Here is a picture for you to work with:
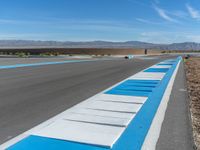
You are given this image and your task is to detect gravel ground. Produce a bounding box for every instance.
[185,57,200,149]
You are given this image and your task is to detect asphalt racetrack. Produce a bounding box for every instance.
[0,56,174,144]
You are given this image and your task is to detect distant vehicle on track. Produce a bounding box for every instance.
[125,55,134,59]
[185,54,190,59]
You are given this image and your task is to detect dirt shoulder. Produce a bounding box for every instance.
[185,57,200,149]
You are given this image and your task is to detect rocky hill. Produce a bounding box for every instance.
[0,40,200,50]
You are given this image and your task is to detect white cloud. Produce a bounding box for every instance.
[136,18,155,24]
[170,10,188,18]
[141,31,162,36]
[0,18,135,32]
[186,4,200,20]
[185,35,200,42]
[138,30,200,43]
[136,18,165,25]
[153,5,178,22]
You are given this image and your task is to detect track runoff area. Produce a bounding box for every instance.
[1,57,182,150]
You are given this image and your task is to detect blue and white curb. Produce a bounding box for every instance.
[0,57,182,150]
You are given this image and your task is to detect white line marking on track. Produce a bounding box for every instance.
[129,72,166,80]
[141,60,181,150]
[30,120,125,148]
[89,94,148,104]
[151,65,172,68]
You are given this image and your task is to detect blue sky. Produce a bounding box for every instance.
[1,0,200,43]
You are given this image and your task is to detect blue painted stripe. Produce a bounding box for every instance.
[144,68,169,73]
[105,80,159,97]
[119,82,159,87]
[162,60,176,63]
[0,59,99,69]
[119,84,156,88]
[123,80,160,84]
[115,85,155,91]
[7,135,108,150]
[106,89,151,97]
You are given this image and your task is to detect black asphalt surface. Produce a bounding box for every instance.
[0,56,175,145]
[156,61,194,150]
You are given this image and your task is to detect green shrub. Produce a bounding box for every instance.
[16,52,26,58]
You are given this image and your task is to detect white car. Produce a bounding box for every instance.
[125,55,134,59]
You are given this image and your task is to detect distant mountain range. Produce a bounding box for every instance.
[0,40,200,50]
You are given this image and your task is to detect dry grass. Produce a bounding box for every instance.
[185,57,200,149]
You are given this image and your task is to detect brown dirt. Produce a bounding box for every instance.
[0,48,162,55]
[185,57,200,149]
